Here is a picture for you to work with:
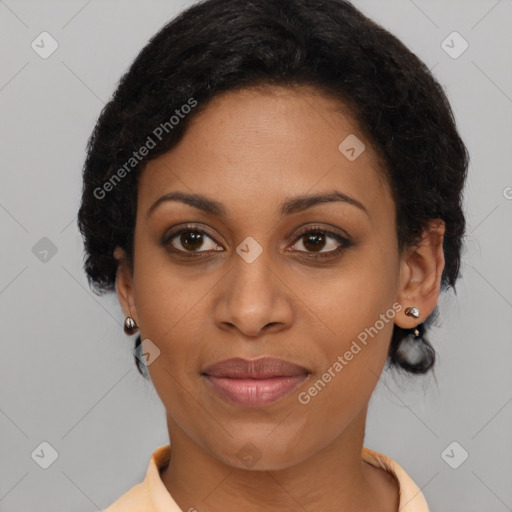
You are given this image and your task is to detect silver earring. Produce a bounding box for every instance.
[405,306,421,337]
[123,306,138,335]
[405,306,420,319]
[393,305,435,373]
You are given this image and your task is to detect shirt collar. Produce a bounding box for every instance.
[143,444,429,512]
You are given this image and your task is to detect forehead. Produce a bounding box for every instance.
[138,85,392,224]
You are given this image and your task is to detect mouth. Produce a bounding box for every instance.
[201,356,310,407]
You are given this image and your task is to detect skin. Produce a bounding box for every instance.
[114,84,445,512]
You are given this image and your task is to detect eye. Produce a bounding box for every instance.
[162,225,223,256]
[161,224,352,260]
[289,226,352,260]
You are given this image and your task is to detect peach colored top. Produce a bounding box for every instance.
[103,444,429,511]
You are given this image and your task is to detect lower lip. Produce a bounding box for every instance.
[203,374,308,407]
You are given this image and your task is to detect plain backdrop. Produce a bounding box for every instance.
[1,1,511,511]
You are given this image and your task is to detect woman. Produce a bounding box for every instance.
[77,0,469,510]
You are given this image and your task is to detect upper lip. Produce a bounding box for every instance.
[202,357,309,379]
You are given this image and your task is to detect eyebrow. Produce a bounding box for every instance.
[146,190,369,219]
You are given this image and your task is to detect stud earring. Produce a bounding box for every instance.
[405,306,420,319]
[405,306,421,337]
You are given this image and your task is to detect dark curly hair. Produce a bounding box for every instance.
[77,0,469,378]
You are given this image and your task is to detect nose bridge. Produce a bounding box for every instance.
[215,243,291,336]
[229,244,276,310]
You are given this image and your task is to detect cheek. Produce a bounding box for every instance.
[131,241,200,386]
[303,243,399,400]
[132,233,199,336]
[312,244,398,342]
[133,271,205,380]
[133,264,204,421]
[295,296,397,446]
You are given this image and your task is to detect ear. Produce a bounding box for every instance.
[395,219,445,329]
[113,246,138,323]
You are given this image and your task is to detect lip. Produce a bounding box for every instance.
[202,357,310,407]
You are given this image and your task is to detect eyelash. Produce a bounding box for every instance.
[161,224,352,261]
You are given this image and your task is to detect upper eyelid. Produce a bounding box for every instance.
[292,225,349,240]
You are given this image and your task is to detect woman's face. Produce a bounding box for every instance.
[116,85,430,469]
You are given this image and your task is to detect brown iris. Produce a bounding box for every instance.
[180,231,204,251]
[302,232,326,252]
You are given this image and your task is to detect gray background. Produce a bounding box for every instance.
[1,0,511,511]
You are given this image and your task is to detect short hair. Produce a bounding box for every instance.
[77,0,469,378]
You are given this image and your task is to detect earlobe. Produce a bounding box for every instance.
[395,219,445,328]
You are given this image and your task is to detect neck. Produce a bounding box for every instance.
[160,406,399,512]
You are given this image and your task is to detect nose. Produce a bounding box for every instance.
[213,254,294,338]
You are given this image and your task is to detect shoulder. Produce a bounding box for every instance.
[361,446,430,512]
[102,445,174,512]
[102,481,152,512]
